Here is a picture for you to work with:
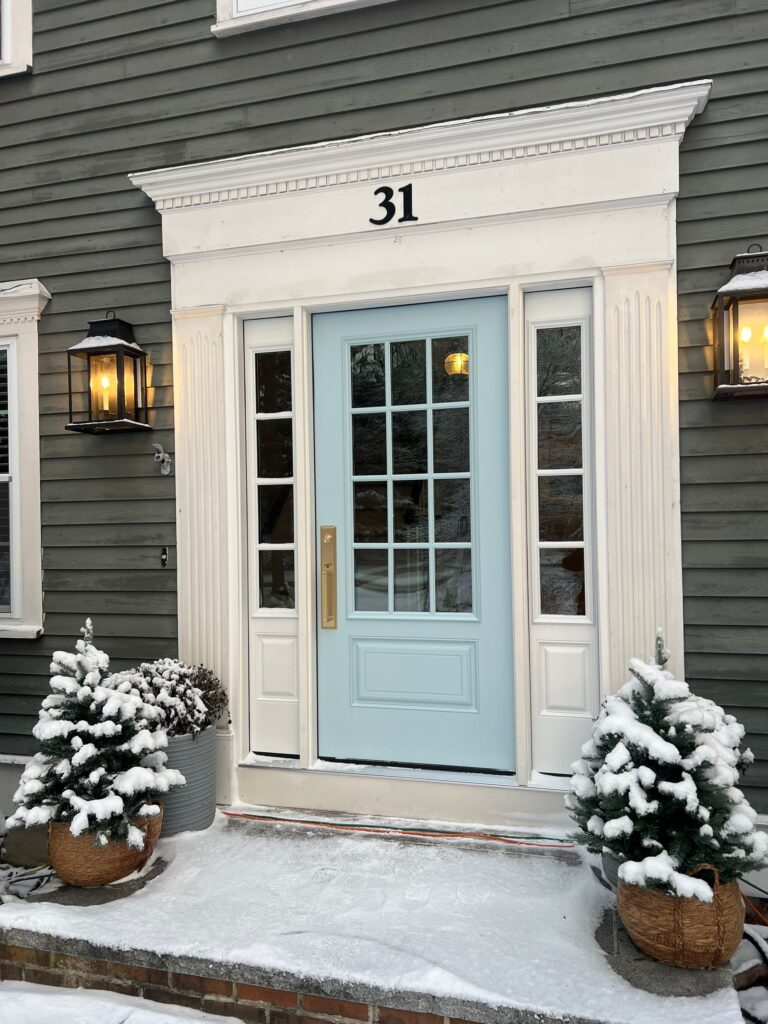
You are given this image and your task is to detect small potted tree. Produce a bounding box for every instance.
[568,633,768,969]
[129,659,228,835]
[8,622,185,887]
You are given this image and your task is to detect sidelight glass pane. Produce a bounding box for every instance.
[393,480,429,542]
[392,411,428,474]
[537,402,582,470]
[394,549,429,612]
[435,548,472,613]
[257,419,293,478]
[434,478,471,542]
[0,348,7,474]
[353,413,387,476]
[355,549,388,611]
[351,344,385,408]
[433,408,469,473]
[255,351,292,413]
[354,482,388,542]
[259,550,295,609]
[391,339,426,406]
[540,548,585,616]
[538,476,583,542]
[0,481,9,613]
[537,326,581,397]
[432,336,470,403]
[258,485,294,543]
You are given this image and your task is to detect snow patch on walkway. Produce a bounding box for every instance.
[0,815,741,1024]
[0,981,245,1023]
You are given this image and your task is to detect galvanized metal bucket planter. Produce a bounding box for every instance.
[161,724,217,836]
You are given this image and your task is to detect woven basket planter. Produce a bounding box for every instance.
[49,809,163,888]
[617,866,744,969]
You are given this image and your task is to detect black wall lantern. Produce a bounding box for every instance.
[66,313,151,432]
[712,245,768,400]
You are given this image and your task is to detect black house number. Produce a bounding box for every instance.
[369,184,419,226]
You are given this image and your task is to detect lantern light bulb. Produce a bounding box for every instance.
[762,324,768,343]
[100,374,110,390]
[444,352,470,376]
[739,325,753,344]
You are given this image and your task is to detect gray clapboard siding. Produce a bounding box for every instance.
[1,0,766,805]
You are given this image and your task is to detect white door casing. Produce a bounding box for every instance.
[132,81,708,827]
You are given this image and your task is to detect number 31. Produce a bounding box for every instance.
[369,184,419,226]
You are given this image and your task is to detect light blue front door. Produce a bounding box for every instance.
[314,297,514,771]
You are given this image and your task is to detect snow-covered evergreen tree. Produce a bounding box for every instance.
[568,632,768,901]
[8,621,184,849]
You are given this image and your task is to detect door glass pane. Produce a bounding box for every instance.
[540,548,585,616]
[355,549,388,611]
[0,481,9,613]
[351,344,385,408]
[259,550,295,609]
[435,548,472,613]
[392,411,427,474]
[434,478,471,542]
[353,413,387,476]
[537,402,582,469]
[394,549,429,612]
[391,340,426,406]
[393,480,429,542]
[258,485,294,543]
[538,476,583,542]
[432,336,470,403]
[537,326,581,397]
[256,351,292,413]
[433,408,469,473]
[257,419,293,478]
[354,482,388,542]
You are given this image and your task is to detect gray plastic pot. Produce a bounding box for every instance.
[161,724,217,836]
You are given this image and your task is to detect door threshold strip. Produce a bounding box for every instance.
[221,809,574,849]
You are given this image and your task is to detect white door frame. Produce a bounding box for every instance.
[131,80,709,827]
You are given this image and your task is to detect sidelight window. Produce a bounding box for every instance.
[253,350,296,609]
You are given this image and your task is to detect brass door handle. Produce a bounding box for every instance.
[320,526,337,629]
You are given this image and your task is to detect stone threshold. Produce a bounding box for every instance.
[0,927,595,1024]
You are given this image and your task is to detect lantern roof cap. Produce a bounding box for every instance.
[67,334,144,354]
[717,270,768,297]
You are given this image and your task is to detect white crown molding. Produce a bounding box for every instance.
[131,80,711,214]
[0,280,52,327]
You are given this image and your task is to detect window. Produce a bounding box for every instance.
[253,348,296,609]
[212,0,397,36]
[0,280,48,638]
[0,0,33,79]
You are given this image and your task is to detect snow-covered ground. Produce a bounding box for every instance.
[0,814,742,1024]
[0,981,244,1023]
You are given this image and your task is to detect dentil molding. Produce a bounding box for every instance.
[0,280,51,327]
[131,80,711,213]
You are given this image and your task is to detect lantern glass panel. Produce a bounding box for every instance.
[124,355,136,420]
[732,297,768,385]
[89,353,118,422]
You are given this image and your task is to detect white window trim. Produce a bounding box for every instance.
[0,0,33,79]
[212,0,398,36]
[132,80,709,826]
[0,280,49,639]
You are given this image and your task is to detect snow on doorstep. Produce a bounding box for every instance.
[0,816,741,1024]
[0,981,245,1024]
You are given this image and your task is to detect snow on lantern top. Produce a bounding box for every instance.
[66,314,151,433]
[712,247,768,400]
